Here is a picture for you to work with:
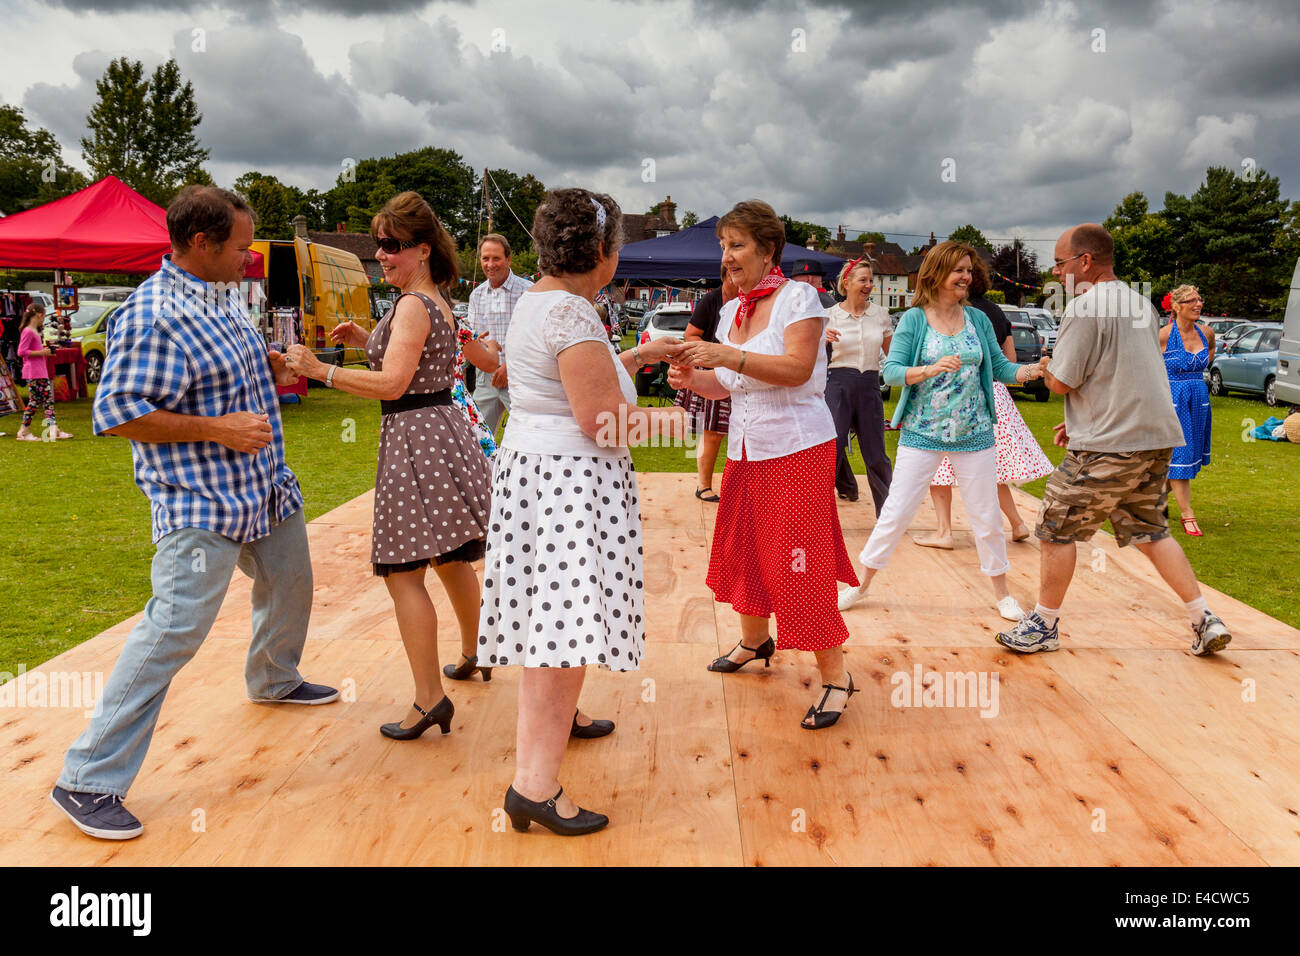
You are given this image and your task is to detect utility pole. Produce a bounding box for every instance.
[483,168,493,232]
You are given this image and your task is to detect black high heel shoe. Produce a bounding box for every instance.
[570,709,614,739]
[503,786,609,836]
[380,696,454,740]
[707,636,775,673]
[802,673,858,730]
[443,654,492,682]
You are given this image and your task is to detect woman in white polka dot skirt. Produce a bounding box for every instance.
[477,188,684,835]
[669,200,862,732]
[286,191,490,742]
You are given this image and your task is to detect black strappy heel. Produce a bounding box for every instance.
[380,697,454,740]
[443,653,492,682]
[801,673,858,730]
[707,637,775,673]
[503,786,609,835]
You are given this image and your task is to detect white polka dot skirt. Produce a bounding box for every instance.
[477,450,645,671]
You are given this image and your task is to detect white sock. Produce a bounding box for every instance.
[1184,596,1209,626]
[1033,604,1060,628]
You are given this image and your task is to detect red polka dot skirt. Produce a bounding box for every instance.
[706,439,858,651]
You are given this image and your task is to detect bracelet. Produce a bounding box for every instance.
[325,365,338,388]
[633,346,642,365]
[738,350,747,373]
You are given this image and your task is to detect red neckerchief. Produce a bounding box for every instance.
[734,267,786,328]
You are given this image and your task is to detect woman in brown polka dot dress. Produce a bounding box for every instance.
[285,191,490,740]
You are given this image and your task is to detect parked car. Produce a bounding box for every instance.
[1207,325,1283,405]
[1006,321,1050,401]
[1205,317,1249,337]
[451,301,469,321]
[634,304,693,394]
[1275,256,1300,408]
[1004,306,1056,354]
[76,285,136,302]
[1218,320,1279,352]
[67,302,121,384]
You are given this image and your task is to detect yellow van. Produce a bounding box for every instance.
[247,237,375,367]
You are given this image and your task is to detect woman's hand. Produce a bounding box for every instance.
[1017,360,1046,383]
[673,340,740,370]
[284,343,327,380]
[825,328,842,344]
[926,355,961,378]
[328,320,368,349]
[666,364,694,390]
[639,335,683,364]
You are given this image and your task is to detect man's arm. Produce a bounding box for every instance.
[104,409,274,453]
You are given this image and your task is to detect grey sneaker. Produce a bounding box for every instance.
[250,681,339,705]
[995,612,1060,653]
[50,786,143,840]
[1191,612,1231,656]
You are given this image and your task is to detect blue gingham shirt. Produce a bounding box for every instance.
[94,257,303,543]
[468,271,532,360]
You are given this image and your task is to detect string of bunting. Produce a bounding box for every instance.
[992,270,1043,290]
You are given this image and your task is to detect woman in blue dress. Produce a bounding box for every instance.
[1159,285,1215,536]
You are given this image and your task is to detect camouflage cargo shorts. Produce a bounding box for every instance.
[1035,448,1173,547]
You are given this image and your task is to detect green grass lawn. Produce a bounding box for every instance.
[1,378,1295,677]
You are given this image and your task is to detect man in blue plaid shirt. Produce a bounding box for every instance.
[51,187,337,841]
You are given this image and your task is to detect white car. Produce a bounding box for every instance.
[635,303,694,394]
[1019,307,1058,353]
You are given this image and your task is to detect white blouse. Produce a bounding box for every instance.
[501,290,637,459]
[826,301,892,371]
[715,281,836,461]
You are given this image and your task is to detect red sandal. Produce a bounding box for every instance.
[1180,516,1203,537]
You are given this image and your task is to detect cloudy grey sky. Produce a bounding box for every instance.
[8,0,1300,258]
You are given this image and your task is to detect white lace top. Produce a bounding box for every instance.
[501,289,637,458]
[715,280,837,461]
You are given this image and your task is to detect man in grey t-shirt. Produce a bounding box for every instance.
[996,223,1231,657]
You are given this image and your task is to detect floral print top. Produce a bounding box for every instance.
[899,315,995,452]
[454,322,498,460]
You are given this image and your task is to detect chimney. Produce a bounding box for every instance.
[929,231,936,248]
[336,222,345,233]
[866,241,876,258]
[805,236,817,250]
[836,225,845,242]
[659,195,677,226]
[292,215,308,238]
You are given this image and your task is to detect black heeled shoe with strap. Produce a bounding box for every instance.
[443,653,492,682]
[707,636,775,673]
[380,696,454,740]
[503,786,609,836]
[802,673,858,730]
[570,709,614,739]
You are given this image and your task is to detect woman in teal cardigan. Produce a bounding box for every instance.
[838,241,1044,619]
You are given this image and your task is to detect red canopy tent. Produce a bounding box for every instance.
[0,175,169,272]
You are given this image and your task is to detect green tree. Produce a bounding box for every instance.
[780,215,830,249]
[948,224,992,250]
[1163,166,1289,317]
[855,231,885,244]
[990,240,1039,305]
[81,57,210,204]
[0,104,85,213]
[477,168,547,253]
[322,147,477,243]
[234,171,297,240]
[681,209,699,228]
[1104,191,1175,289]
[1269,200,1300,314]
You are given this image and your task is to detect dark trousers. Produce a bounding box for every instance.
[826,367,892,515]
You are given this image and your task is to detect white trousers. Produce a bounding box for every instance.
[858,444,1010,577]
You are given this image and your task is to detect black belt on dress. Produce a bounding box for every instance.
[381,389,453,415]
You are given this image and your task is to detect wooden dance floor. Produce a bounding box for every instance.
[3,473,1299,866]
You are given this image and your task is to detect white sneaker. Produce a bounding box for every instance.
[996,595,1024,621]
[838,585,866,611]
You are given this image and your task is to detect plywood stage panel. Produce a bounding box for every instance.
[1,475,1296,866]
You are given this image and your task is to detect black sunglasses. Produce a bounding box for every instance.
[375,236,421,254]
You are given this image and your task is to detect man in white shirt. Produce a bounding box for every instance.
[467,233,532,434]
[996,223,1231,657]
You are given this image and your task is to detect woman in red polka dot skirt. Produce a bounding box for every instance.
[670,200,860,730]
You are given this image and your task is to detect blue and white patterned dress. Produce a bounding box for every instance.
[1164,324,1211,479]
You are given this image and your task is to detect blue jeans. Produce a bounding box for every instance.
[57,510,314,797]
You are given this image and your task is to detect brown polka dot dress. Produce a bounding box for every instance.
[367,292,491,573]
